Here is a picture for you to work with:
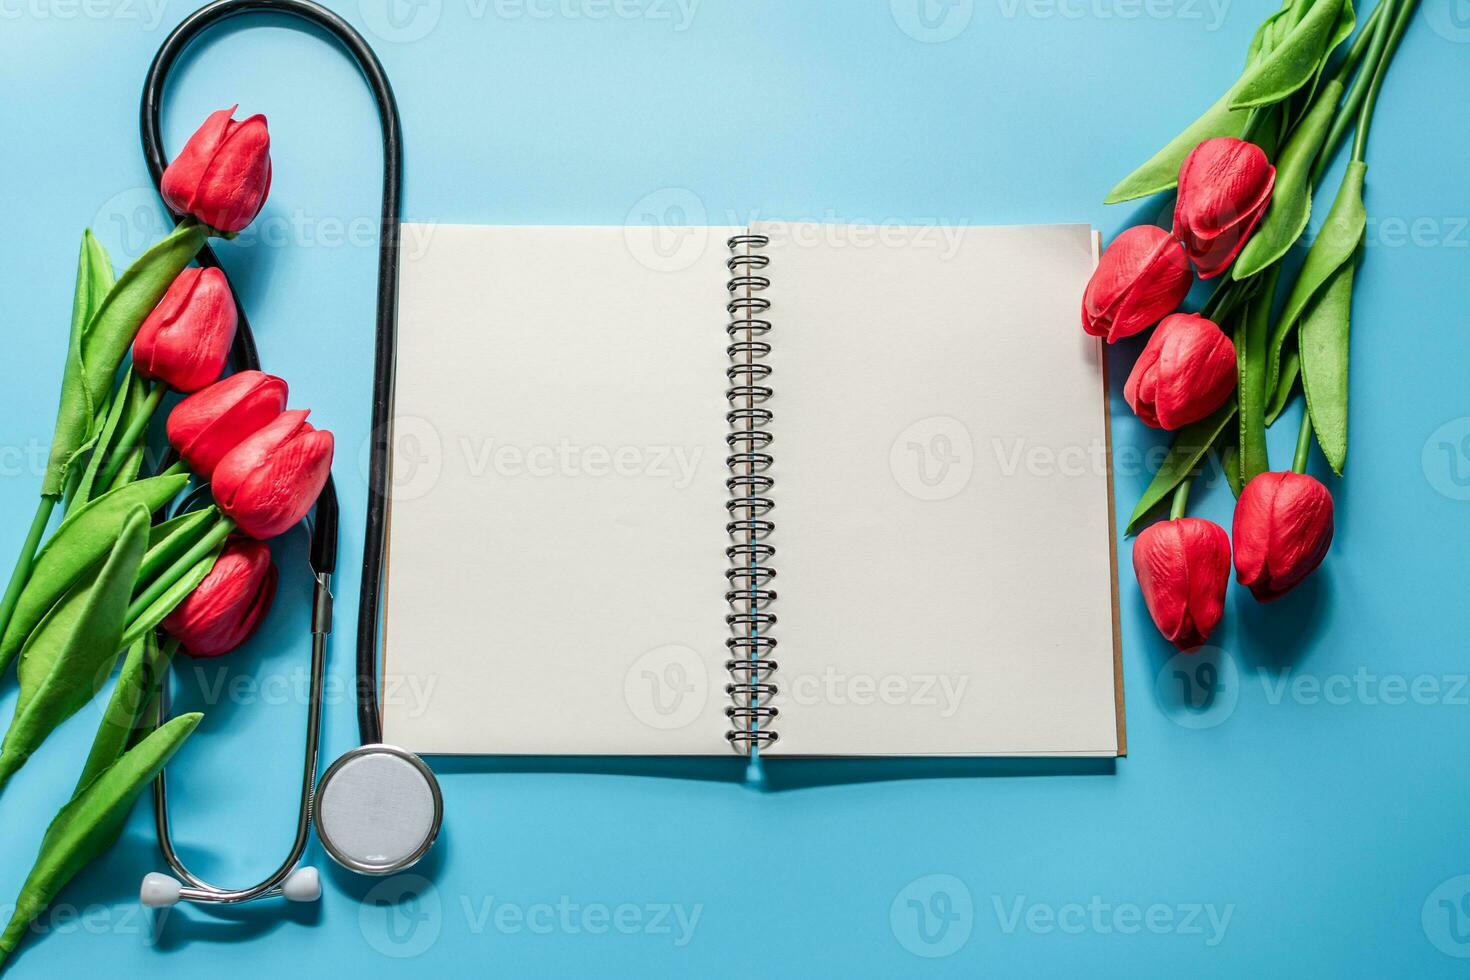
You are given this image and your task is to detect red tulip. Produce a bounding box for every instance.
[160,106,272,233]
[1173,137,1276,279]
[1133,517,1232,651]
[167,371,288,480]
[1233,472,1334,602]
[162,537,278,658]
[212,410,333,539]
[1124,313,1236,430]
[132,267,237,392]
[1082,225,1193,342]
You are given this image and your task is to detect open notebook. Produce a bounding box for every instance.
[380,221,1124,757]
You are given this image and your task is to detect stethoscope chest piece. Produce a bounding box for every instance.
[314,744,443,875]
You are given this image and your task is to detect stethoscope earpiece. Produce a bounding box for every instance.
[140,866,321,908]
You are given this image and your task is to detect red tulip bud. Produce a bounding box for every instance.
[167,371,289,480]
[162,536,278,658]
[212,410,333,539]
[132,267,237,392]
[1124,313,1236,430]
[1173,137,1276,279]
[160,106,272,233]
[1133,517,1231,651]
[1082,226,1193,342]
[1233,472,1334,602]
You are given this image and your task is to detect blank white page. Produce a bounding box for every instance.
[382,225,738,755]
[758,222,1122,757]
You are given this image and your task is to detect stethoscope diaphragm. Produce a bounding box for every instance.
[313,744,443,875]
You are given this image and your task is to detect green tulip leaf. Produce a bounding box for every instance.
[71,368,145,512]
[0,509,149,790]
[76,636,149,792]
[76,632,179,793]
[1104,88,1251,204]
[40,232,115,498]
[1265,161,1366,400]
[101,372,155,494]
[42,221,207,496]
[1220,443,1245,498]
[1244,0,1288,65]
[1233,79,1344,280]
[107,447,147,493]
[1230,0,1352,110]
[1298,0,1358,112]
[0,711,201,965]
[1266,345,1301,426]
[1125,399,1238,535]
[1277,160,1367,329]
[1237,269,1279,484]
[0,473,188,672]
[1299,256,1357,474]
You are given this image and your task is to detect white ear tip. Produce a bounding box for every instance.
[141,872,183,908]
[283,866,321,902]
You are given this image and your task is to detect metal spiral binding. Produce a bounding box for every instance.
[725,233,778,753]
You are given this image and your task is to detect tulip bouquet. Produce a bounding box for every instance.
[0,108,333,965]
[1085,0,1417,650]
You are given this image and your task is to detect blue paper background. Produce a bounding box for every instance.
[2,0,1468,975]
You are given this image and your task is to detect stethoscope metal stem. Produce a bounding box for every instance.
[149,573,333,905]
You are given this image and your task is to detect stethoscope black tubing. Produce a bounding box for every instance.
[140,0,396,745]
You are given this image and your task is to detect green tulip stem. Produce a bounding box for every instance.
[1313,0,1396,185]
[125,515,233,625]
[1201,280,1234,321]
[1292,405,1315,474]
[59,462,86,515]
[0,496,58,652]
[1169,477,1192,521]
[161,460,188,479]
[1351,0,1418,163]
[1333,0,1385,87]
[95,383,166,491]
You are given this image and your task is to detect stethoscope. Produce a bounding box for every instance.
[134,0,444,909]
